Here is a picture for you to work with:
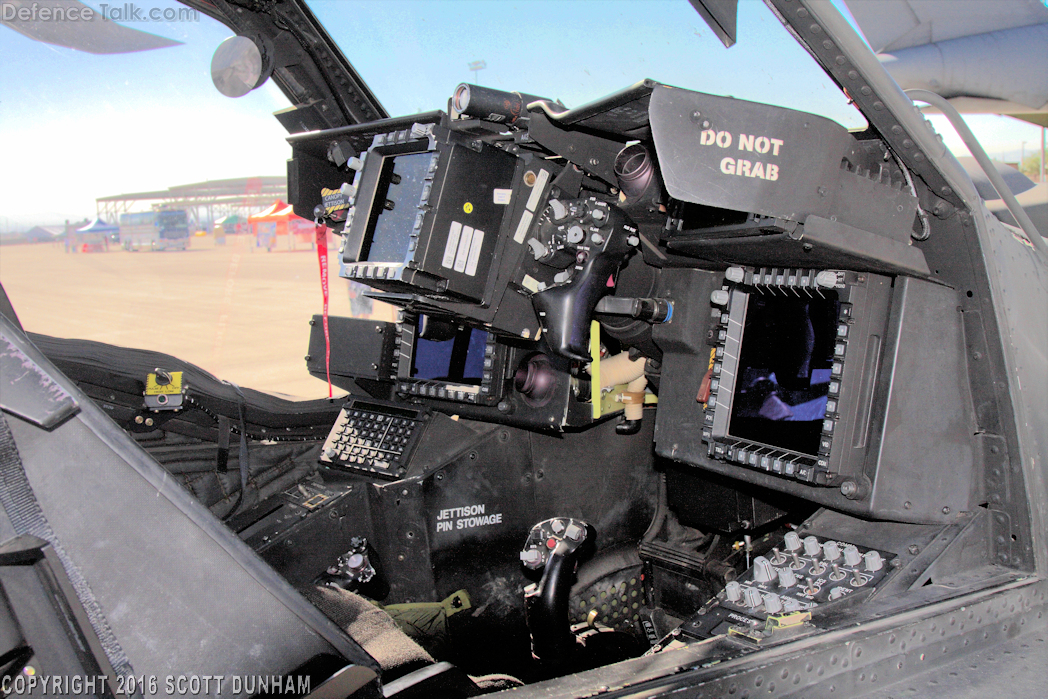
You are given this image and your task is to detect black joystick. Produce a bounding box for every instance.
[530,199,638,361]
[520,517,592,663]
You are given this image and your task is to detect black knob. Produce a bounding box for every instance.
[514,354,555,406]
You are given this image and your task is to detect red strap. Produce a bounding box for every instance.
[315,223,332,398]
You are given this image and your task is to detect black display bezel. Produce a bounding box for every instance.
[340,126,519,303]
[393,313,505,406]
[702,267,891,487]
[342,139,438,284]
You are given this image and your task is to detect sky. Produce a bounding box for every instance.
[0,0,1043,232]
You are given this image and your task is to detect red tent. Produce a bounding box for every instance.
[248,201,315,250]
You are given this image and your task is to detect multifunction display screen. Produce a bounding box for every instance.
[411,317,488,385]
[365,151,431,263]
[728,293,839,456]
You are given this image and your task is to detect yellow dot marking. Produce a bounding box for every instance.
[463,202,473,214]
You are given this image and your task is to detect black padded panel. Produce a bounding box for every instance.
[1,318,378,695]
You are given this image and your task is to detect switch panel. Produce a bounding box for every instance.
[674,533,896,642]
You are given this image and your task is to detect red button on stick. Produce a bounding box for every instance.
[547,538,557,549]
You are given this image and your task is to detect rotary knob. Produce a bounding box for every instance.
[815,270,839,288]
[777,567,797,589]
[822,541,841,561]
[752,556,775,583]
[864,550,884,572]
[548,199,568,221]
[742,586,763,609]
[843,545,863,567]
[725,581,743,603]
[763,592,783,614]
[783,531,802,552]
[803,536,822,557]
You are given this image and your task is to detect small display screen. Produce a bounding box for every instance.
[366,151,432,263]
[728,292,840,456]
[411,317,488,385]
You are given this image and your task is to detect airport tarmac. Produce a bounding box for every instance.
[0,235,396,399]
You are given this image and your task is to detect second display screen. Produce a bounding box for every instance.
[411,316,488,385]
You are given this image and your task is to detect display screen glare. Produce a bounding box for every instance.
[366,151,431,263]
[411,318,487,385]
[728,293,839,456]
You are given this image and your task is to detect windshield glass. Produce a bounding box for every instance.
[1,0,397,399]
[1,0,1042,399]
[308,0,867,129]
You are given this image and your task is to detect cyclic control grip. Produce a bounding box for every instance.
[530,198,639,361]
[520,517,592,662]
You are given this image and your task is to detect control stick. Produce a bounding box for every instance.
[530,198,639,361]
[519,517,592,663]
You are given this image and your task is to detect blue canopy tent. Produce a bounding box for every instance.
[74,217,118,252]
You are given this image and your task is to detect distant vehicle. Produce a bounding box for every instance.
[118,210,191,251]
[117,212,156,250]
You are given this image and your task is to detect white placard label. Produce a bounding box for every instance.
[442,221,462,269]
[493,188,512,205]
[525,169,550,212]
[454,225,474,273]
[513,210,534,244]
[465,229,485,276]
